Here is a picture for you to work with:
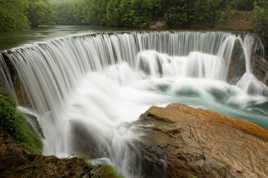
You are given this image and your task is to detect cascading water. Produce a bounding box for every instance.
[0,31,268,178]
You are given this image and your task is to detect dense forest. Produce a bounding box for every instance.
[0,0,267,44]
[51,0,256,27]
[53,0,267,47]
[53,0,268,43]
[0,0,55,32]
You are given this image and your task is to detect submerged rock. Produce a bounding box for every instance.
[137,103,268,178]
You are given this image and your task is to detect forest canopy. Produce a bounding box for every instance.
[0,0,267,44]
[50,0,267,41]
[0,0,55,32]
[51,0,259,28]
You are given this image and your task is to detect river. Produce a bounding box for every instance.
[0,25,125,50]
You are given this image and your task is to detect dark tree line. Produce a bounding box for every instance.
[51,0,267,48]
[0,0,267,46]
[51,0,260,29]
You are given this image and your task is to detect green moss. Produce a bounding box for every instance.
[101,165,125,178]
[0,88,42,154]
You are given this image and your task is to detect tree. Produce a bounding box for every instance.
[27,0,55,27]
[254,0,268,50]
[0,0,30,32]
[106,0,121,26]
[53,0,86,25]
[82,0,108,25]
[231,0,254,11]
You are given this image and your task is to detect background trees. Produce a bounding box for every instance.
[254,0,268,52]
[50,0,267,55]
[51,0,249,29]
[0,0,30,32]
[0,0,55,32]
[53,0,85,25]
[0,0,267,43]
[27,0,55,27]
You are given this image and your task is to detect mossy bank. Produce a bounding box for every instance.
[0,89,124,178]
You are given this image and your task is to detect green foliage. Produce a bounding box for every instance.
[106,0,123,26]
[254,0,268,39]
[165,0,190,28]
[27,0,56,27]
[0,0,56,32]
[0,88,42,154]
[77,153,124,178]
[101,165,125,178]
[0,0,265,35]
[230,0,254,11]
[82,0,109,25]
[254,0,268,57]
[52,0,86,25]
[51,0,235,29]
[0,0,30,32]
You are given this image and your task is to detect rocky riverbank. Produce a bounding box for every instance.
[137,104,268,178]
[1,92,268,178]
[0,129,126,178]
[0,90,124,178]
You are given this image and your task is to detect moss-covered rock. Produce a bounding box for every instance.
[0,88,125,178]
[0,88,42,154]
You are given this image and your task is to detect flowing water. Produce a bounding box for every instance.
[0,31,268,178]
[0,25,127,50]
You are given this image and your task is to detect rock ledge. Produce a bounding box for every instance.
[138,103,268,178]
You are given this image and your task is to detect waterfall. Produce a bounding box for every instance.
[0,31,268,178]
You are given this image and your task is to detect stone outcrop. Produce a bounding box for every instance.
[0,130,92,178]
[149,21,167,30]
[0,130,124,178]
[253,58,268,86]
[137,103,268,178]
[215,11,255,31]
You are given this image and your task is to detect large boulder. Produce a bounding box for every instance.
[136,103,268,178]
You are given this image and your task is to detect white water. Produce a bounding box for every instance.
[0,32,268,178]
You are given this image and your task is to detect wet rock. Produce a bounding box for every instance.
[136,140,168,178]
[69,120,106,158]
[0,131,92,178]
[149,21,167,30]
[0,130,123,178]
[136,103,268,178]
[253,58,268,86]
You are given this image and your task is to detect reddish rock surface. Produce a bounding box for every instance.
[138,103,268,178]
